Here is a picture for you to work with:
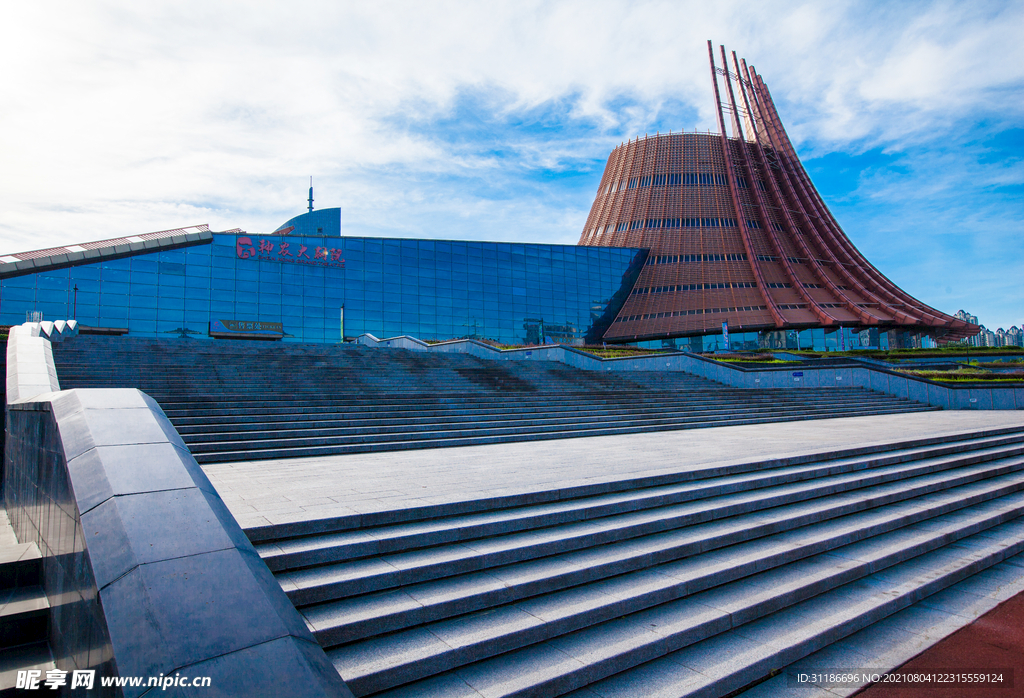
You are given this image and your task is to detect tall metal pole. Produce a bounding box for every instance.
[707,40,785,329]
[737,56,878,331]
[719,44,835,329]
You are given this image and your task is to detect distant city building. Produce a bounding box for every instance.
[955,310,982,346]
[955,309,1023,348]
[1008,326,1024,347]
[955,310,979,325]
[992,326,1024,348]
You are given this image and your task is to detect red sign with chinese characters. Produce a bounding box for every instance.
[236,236,345,268]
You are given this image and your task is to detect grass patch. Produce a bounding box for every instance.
[710,354,799,364]
[714,358,801,364]
[773,347,1024,362]
[896,368,1024,383]
[576,346,669,358]
[862,348,1024,360]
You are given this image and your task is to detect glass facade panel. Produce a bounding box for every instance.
[1,234,645,346]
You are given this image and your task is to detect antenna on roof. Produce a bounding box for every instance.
[307,177,314,213]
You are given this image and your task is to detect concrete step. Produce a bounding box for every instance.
[374,519,1024,691]
[334,512,1024,696]
[551,528,1024,698]
[181,405,939,450]
[278,451,1024,607]
[165,400,916,428]
[0,543,42,594]
[0,510,54,694]
[739,549,1024,698]
[144,385,790,404]
[158,391,910,420]
[47,337,1022,697]
[259,433,1024,570]
[168,400,880,432]
[172,406,926,437]
[303,484,1024,650]
[0,586,49,649]
[261,429,1024,697]
[246,426,1024,543]
[193,405,940,464]
[53,343,717,397]
[160,395,841,420]
[0,643,55,696]
[52,336,936,464]
[153,388,828,407]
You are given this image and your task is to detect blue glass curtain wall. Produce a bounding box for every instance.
[0,234,645,346]
[643,327,889,353]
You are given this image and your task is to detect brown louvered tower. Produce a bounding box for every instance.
[580,42,978,345]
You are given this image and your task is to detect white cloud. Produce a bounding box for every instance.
[0,0,1020,325]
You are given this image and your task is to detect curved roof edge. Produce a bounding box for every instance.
[274,208,341,237]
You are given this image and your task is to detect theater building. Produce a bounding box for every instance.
[0,44,976,351]
[579,43,977,350]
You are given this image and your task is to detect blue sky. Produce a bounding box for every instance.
[1,0,1021,330]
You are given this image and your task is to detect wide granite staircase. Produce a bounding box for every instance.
[51,336,938,464]
[249,426,1024,697]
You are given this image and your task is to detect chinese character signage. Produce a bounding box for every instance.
[210,319,284,337]
[235,236,344,268]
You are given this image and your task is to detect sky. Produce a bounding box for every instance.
[1,0,1021,331]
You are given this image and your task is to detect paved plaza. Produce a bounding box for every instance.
[203,411,1024,532]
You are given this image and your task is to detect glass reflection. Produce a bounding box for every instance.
[1,234,646,346]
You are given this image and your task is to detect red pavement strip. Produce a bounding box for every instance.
[853,591,1023,698]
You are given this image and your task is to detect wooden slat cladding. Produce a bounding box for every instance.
[578,45,979,344]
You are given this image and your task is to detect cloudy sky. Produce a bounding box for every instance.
[2,0,1021,330]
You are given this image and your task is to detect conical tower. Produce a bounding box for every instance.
[580,42,977,345]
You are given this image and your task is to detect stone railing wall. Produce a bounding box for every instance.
[4,322,352,697]
[355,333,1024,410]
